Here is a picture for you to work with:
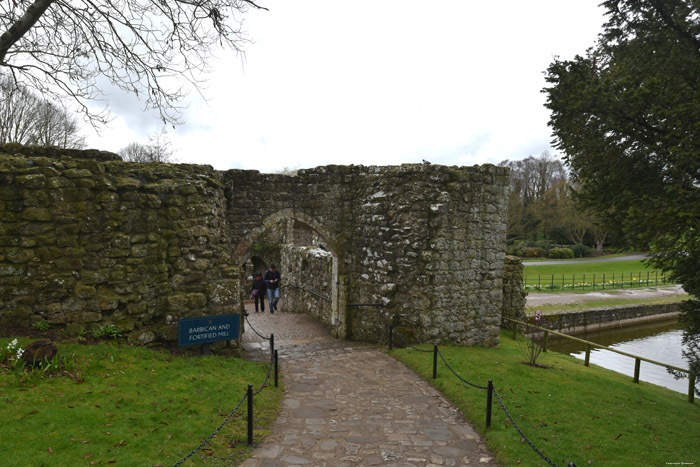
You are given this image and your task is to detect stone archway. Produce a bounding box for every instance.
[0,147,513,347]
[233,209,347,338]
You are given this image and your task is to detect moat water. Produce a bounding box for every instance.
[547,319,692,394]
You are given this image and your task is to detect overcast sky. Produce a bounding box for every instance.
[83,1,606,173]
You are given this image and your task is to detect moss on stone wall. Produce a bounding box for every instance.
[0,147,237,345]
[2,144,513,347]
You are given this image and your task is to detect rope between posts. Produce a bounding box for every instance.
[254,349,275,397]
[392,327,433,353]
[436,349,489,390]
[172,391,248,467]
[245,314,271,341]
[390,325,564,466]
[492,387,558,467]
[172,327,276,466]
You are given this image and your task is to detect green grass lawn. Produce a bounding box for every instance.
[524,260,671,292]
[0,338,283,466]
[390,330,699,467]
[527,294,689,314]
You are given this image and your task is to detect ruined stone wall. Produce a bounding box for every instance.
[1,147,511,347]
[502,255,527,328]
[281,245,333,325]
[0,153,237,344]
[224,163,510,346]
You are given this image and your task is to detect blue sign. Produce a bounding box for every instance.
[178,314,240,347]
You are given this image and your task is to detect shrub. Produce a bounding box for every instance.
[524,247,546,258]
[571,243,593,258]
[548,247,574,259]
[506,242,527,257]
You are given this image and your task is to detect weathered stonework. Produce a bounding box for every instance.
[501,255,527,327]
[1,146,512,347]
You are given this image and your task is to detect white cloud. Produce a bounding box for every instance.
[83,1,605,172]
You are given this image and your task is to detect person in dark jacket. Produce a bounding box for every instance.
[251,272,267,312]
[263,264,281,314]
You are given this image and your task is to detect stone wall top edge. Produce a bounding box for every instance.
[0,143,121,162]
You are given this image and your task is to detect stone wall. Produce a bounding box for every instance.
[226,164,510,346]
[534,303,681,335]
[1,146,512,347]
[281,245,333,326]
[0,153,237,344]
[501,255,527,328]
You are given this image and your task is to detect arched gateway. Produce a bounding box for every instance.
[0,146,510,347]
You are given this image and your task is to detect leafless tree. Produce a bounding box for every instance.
[0,0,267,127]
[32,100,86,148]
[0,75,38,144]
[119,127,175,163]
[0,75,85,148]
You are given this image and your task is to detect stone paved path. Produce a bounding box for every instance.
[239,304,497,467]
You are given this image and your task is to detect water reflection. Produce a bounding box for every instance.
[547,319,691,394]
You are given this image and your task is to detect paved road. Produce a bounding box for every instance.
[523,254,647,266]
[240,305,497,467]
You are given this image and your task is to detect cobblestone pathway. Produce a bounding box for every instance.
[240,304,497,467]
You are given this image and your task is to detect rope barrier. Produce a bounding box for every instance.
[391,325,564,466]
[391,327,433,353]
[172,326,276,466]
[245,314,271,341]
[436,349,489,390]
[492,387,559,467]
[172,391,248,466]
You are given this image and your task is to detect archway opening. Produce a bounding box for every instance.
[234,211,345,338]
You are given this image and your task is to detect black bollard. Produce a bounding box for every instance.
[389,325,394,350]
[486,379,493,429]
[274,349,279,388]
[432,345,438,379]
[270,333,275,361]
[247,384,253,445]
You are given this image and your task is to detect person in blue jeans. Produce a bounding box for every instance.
[264,264,281,314]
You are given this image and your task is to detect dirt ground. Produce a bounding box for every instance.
[526,284,687,307]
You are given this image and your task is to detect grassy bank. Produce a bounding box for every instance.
[527,294,688,314]
[390,330,699,466]
[0,338,283,466]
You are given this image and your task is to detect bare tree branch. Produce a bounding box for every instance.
[0,0,265,126]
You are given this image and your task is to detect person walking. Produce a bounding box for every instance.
[251,272,267,313]
[264,263,281,314]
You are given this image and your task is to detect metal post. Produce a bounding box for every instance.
[585,344,591,367]
[389,325,394,350]
[432,345,438,379]
[274,350,279,388]
[201,343,210,356]
[689,373,696,404]
[486,380,493,429]
[634,358,641,383]
[247,384,253,445]
[270,333,275,361]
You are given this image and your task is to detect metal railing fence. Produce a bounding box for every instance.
[523,270,672,292]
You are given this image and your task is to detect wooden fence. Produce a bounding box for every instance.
[504,317,696,404]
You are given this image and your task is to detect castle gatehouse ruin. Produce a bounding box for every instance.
[0,145,512,347]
